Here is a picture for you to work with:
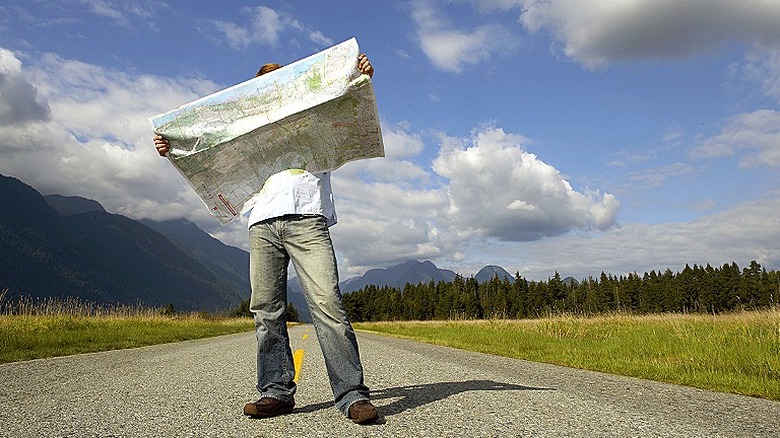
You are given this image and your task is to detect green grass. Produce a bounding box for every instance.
[0,292,254,363]
[4,292,778,402]
[0,314,254,363]
[355,309,780,401]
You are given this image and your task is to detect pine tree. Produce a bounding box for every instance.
[285,303,299,322]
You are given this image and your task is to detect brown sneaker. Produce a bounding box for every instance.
[348,400,378,424]
[243,397,295,418]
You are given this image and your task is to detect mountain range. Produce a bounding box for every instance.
[1,174,519,319]
[0,175,246,311]
[339,259,457,293]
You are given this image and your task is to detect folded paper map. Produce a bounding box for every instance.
[149,37,384,225]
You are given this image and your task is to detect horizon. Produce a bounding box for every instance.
[1,1,778,282]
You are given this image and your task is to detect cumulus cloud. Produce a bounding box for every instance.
[381,122,426,159]
[336,123,433,187]
[411,0,518,73]
[332,122,622,275]
[0,46,219,228]
[432,126,619,241]
[515,0,780,68]
[212,6,333,50]
[693,109,780,168]
[331,123,450,275]
[0,48,50,125]
[507,195,780,280]
[331,181,448,272]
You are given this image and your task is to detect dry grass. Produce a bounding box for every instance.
[356,309,780,401]
[0,291,253,363]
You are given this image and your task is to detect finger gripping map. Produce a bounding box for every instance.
[148,37,384,225]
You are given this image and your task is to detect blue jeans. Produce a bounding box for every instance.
[248,214,370,415]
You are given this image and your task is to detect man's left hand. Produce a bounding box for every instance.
[358,53,374,78]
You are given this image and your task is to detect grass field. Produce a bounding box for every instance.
[0,314,254,363]
[355,309,780,401]
[0,292,253,363]
[3,293,778,402]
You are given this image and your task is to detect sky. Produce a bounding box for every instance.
[1,0,779,282]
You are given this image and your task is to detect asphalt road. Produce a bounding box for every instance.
[1,324,778,437]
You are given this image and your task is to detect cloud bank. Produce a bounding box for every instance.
[412,0,780,71]
[516,0,780,68]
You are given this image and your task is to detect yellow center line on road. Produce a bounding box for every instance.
[293,349,304,383]
[293,328,310,383]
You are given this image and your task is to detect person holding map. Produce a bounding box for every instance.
[153,53,378,424]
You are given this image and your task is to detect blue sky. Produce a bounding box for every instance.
[1,0,779,281]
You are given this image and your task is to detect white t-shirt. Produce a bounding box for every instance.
[246,169,337,228]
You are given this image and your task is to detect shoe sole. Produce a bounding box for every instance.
[244,408,294,418]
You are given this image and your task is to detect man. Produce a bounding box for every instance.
[153,53,378,424]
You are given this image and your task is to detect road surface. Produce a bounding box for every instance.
[1,324,778,437]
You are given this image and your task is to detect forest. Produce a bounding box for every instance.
[342,261,780,322]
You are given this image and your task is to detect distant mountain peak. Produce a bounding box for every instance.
[336,259,458,293]
[475,265,513,282]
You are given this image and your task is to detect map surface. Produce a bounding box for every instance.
[148,38,384,225]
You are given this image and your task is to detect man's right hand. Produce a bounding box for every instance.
[153,134,170,157]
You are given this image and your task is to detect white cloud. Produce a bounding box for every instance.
[627,162,694,189]
[212,6,332,50]
[0,48,50,125]
[211,21,251,50]
[413,1,780,71]
[331,174,449,275]
[329,121,465,276]
[515,0,780,68]
[335,122,432,186]
[606,150,655,168]
[418,25,497,73]
[328,123,450,275]
[693,109,780,168]
[411,0,518,73]
[432,126,619,241]
[249,6,292,46]
[0,47,218,229]
[508,194,780,280]
[332,122,621,275]
[743,47,780,102]
[77,0,165,27]
[382,122,426,159]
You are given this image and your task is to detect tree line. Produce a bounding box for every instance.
[230,300,300,322]
[341,261,780,322]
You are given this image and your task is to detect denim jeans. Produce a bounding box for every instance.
[248,214,370,415]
